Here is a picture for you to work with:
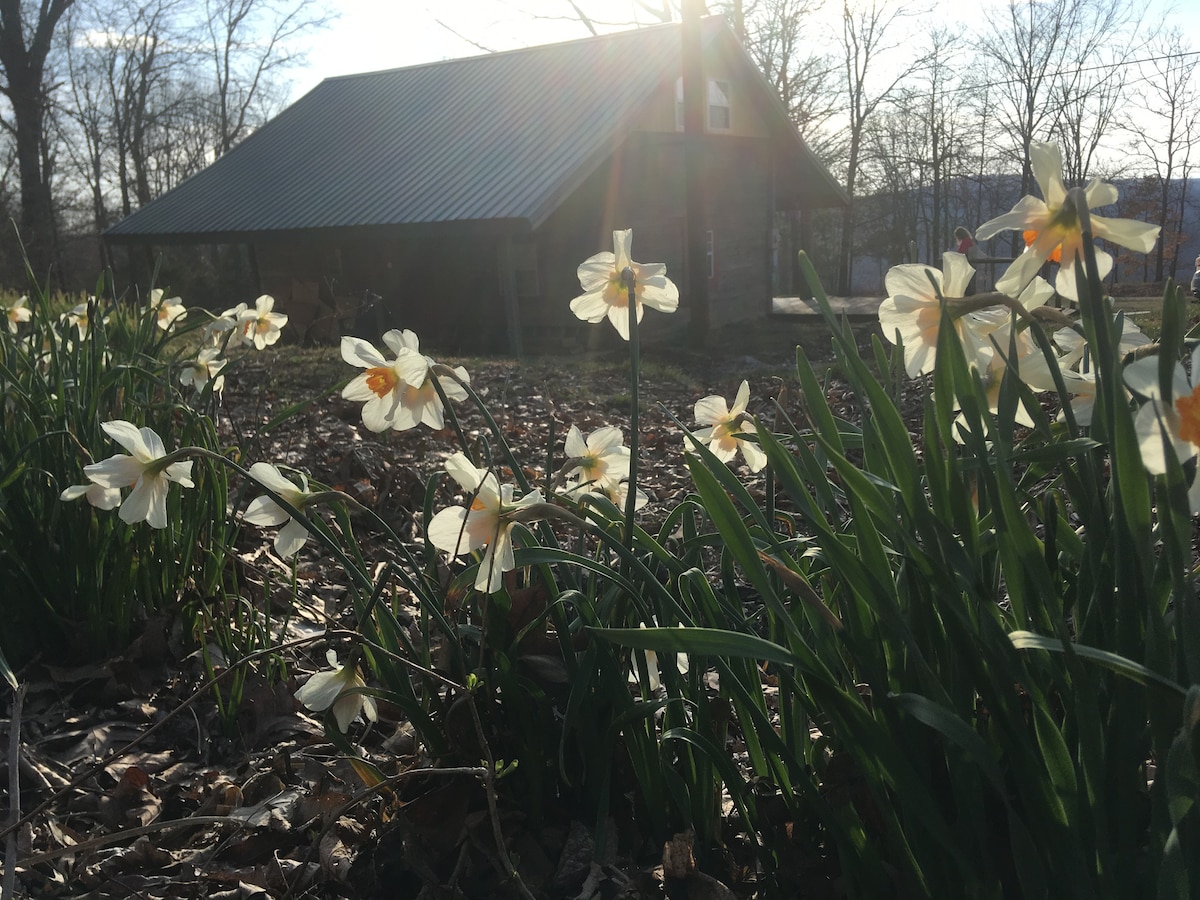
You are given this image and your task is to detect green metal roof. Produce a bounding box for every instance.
[104,17,845,244]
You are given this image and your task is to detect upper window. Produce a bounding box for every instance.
[675,78,733,132]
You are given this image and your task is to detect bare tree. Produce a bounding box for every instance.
[973,0,1147,193]
[832,0,930,293]
[204,0,327,155]
[1126,28,1199,282]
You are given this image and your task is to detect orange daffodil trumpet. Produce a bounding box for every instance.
[341,329,469,432]
[976,142,1160,302]
[427,452,548,593]
[570,228,679,339]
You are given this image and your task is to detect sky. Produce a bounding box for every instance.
[288,1,663,99]
[285,0,1196,108]
[285,0,1195,102]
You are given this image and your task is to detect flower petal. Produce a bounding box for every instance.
[84,454,145,488]
[274,518,310,558]
[244,495,290,526]
[428,506,476,555]
[341,336,386,369]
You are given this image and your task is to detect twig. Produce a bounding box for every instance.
[3,683,26,900]
[465,693,537,900]
[15,816,247,869]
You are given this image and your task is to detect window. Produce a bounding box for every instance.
[707,80,731,131]
[675,78,732,131]
[706,230,716,280]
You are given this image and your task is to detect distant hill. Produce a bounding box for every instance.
[848,175,1199,295]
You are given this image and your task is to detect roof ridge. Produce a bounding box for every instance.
[318,14,726,83]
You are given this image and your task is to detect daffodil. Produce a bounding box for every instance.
[179,347,227,394]
[570,228,679,340]
[3,296,30,333]
[243,462,315,558]
[692,380,767,472]
[206,302,248,346]
[236,295,288,349]
[62,300,107,341]
[148,288,187,331]
[295,650,378,733]
[1123,345,1200,510]
[81,421,194,528]
[975,142,1160,302]
[341,329,468,432]
[562,425,630,492]
[1052,316,1150,370]
[556,424,646,512]
[427,452,546,593]
[877,253,1000,377]
[629,623,689,691]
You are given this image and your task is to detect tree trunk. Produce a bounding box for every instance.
[0,0,74,278]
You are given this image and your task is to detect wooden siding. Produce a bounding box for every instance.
[631,68,771,139]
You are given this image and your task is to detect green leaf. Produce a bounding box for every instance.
[890,692,1008,796]
[0,645,17,690]
[1009,631,1186,696]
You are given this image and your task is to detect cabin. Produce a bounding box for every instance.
[103,16,846,352]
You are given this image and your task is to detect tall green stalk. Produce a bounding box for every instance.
[623,268,639,556]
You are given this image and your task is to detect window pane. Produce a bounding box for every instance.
[708,80,730,130]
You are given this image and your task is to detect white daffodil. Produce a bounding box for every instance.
[629,623,689,692]
[3,296,31,333]
[243,462,315,558]
[692,380,767,472]
[427,452,546,593]
[944,278,1057,428]
[563,425,630,493]
[148,288,187,332]
[1124,345,1200,510]
[206,302,248,346]
[877,253,1001,377]
[1052,315,1150,371]
[62,300,107,341]
[559,475,650,514]
[179,347,228,394]
[59,482,124,510]
[295,650,378,733]
[570,228,679,340]
[236,295,288,349]
[81,420,194,528]
[341,329,469,432]
[976,142,1160,302]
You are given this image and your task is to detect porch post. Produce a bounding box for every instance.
[497,234,524,358]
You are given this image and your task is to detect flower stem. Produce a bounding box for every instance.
[623,267,639,556]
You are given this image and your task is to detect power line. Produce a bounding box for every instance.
[947,49,1200,98]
